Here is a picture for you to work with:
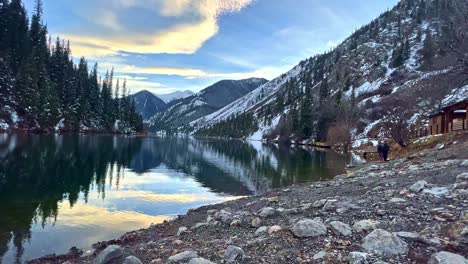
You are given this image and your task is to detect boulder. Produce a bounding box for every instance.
[188,258,217,264]
[123,256,143,264]
[361,229,408,256]
[167,251,198,264]
[409,180,428,193]
[94,245,123,264]
[329,221,352,236]
[291,219,327,238]
[428,251,468,264]
[258,207,276,217]
[347,252,369,264]
[353,220,379,233]
[224,246,245,263]
[461,160,468,167]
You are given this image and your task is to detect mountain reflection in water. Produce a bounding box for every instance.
[0,134,350,263]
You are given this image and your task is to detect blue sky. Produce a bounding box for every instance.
[24,0,399,94]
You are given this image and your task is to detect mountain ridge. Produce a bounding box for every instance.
[146,77,268,132]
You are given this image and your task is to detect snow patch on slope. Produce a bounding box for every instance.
[248,114,283,141]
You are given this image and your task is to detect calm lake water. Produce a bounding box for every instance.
[0,134,351,263]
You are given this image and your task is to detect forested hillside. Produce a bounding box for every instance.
[193,0,468,146]
[0,0,144,133]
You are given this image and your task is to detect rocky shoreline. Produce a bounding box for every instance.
[30,140,468,264]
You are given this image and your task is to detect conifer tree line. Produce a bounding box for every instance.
[0,0,144,132]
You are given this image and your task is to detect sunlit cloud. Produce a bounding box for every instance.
[61,0,254,58]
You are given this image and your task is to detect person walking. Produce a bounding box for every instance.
[382,141,390,161]
[377,141,384,162]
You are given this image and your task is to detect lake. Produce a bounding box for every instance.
[0,134,351,263]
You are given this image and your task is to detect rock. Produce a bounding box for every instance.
[312,199,327,208]
[348,252,369,264]
[361,229,408,256]
[167,251,198,264]
[191,222,207,230]
[149,259,163,264]
[172,240,184,246]
[329,221,352,236]
[251,217,262,228]
[353,220,379,233]
[255,226,268,236]
[230,219,241,227]
[428,251,468,264]
[291,219,327,238]
[456,173,468,182]
[258,207,276,217]
[94,245,123,264]
[268,225,282,234]
[435,143,445,150]
[224,246,245,263]
[207,209,217,215]
[461,211,468,223]
[313,251,326,260]
[188,258,216,264]
[409,180,428,193]
[216,210,233,223]
[322,199,338,211]
[396,232,420,240]
[123,256,143,264]
[461,160,468,166]
[177,226,188,236]
[389,198,406,203]
[267,196,279,203]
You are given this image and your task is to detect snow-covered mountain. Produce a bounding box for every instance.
[157,90,194,103]
[192,0,468,141]
[146,78,268,132]
[130,90,168,120]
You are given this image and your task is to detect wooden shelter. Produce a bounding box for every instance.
[428,99,468,135]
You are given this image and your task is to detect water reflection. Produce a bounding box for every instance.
[0,134,349,263]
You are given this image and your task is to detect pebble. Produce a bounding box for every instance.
[409,180,428,193]
[251,217,262,228]
[268,225,282,235]
[177,226,188,236]
[188,258,217,264]
[255,226,268,236]
[347,252,368,264]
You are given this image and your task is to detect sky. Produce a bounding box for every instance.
[24,0,399,95]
